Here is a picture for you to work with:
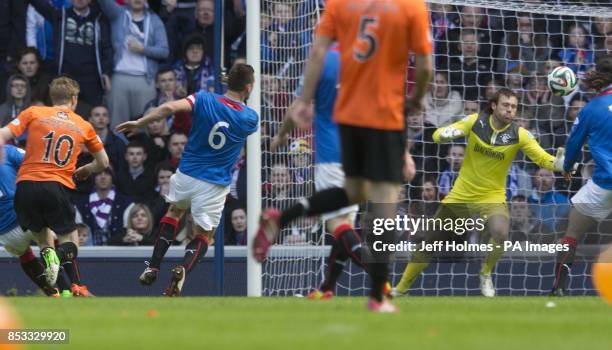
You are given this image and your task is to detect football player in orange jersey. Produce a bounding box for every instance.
[0,77,109,294]
[254,0,433,312]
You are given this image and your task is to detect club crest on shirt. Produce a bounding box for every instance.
[56,111,69,120]
[500,133,511,144]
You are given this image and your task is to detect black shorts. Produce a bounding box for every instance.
[339,125,405,183]
[14,181,76,235]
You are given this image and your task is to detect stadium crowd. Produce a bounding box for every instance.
[0,0,611,248]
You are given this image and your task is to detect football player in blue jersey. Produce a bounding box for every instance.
[272,44,392,300]
[551,55,612,296]
[0,144,58,296]
[117,64,258,296]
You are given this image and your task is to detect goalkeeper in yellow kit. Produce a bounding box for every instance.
[394,88,570,297]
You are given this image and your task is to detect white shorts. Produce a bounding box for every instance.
[0,225,34,257]
[315,163,359,224]
[165,170,230,231]
[571,180,612,221]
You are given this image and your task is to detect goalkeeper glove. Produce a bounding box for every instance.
[437,127,465,142]
[553,147,578,173]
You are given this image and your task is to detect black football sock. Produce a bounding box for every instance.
[62,259,82,285]
[320,238,347,292]
[56,242,78,262]
[181,235,209,273]
[56,269,71,291]
[150,216,179,269]
[368,263,389,302]
[552,236,578,291]
[280,188,350,228]
[19,249,56,296]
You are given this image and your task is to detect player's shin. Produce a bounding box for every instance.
[481,238,505,276]
[552,236,578,294]
[181,234,209,273]
[396,250,432,294]
[150,216,180,269]
[279,188,350,228]
[19,248,56,296]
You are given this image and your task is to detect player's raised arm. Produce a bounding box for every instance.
[518,128,566,173]
[292,35,333,129]
[563,108,590,174]
[432,114,476,143]
[116,98,194,136]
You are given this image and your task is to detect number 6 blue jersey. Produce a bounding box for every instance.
[179,91,259,186]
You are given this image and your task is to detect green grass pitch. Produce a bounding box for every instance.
[6,297,612,350]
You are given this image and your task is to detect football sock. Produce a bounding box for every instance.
[481,238,504,276]
[280,188,350,228]
[62,259,82,285]
[396,250,432,294]
[368,262,388,302]
[181,234,209,273]
[150,216,179,269]
[56,242,78,262]
[552,236,578,290]
[57,269,71,291]
[19,248,56,296]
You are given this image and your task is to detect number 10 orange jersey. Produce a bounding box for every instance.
[317,0,432,131]
[7,106,104,189]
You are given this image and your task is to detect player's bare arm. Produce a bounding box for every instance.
[293,35,334,129]
[271,100,299,151]
[74,150,110,181]
[410,53,434,113]
[115,99,193,136]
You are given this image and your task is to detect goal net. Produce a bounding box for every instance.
[258,0,612,296]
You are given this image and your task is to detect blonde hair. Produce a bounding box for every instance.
[128,204,154,235]
[49,76,80,105]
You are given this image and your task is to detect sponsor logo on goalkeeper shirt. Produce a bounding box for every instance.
[474,143,504,160]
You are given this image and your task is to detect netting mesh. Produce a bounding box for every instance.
[260,0,612,296]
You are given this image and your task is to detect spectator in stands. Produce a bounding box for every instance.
[76,167,133,245]
[595,32,612,62]
[167,132,188,168]
[425,71,463,126]
[528,168,570,233]
[187,0,245,68]
[496,12,550,74]
[265,162,294,210]
[98,0,169,128]
[430,4,457,66]
[445,6,493,60]
[25,1,70,64]
[77,223,93,247]
[0,74,30,126]
[483,77,501,103]
[591,16,612,54]
[506,162,534,200]
[12,47,51,103]
[525,74,565,147]
[406,110,443,173]
[227,207,247,245]
[558,23,595,79]
[144,67,192,135]
[509,195,537,242]
[446,29,491,101]
[553,94,588,149]
[162,0,197,63]
[89,105,128,173]
[146,162,174,227]
[0,0,26,103]
[116,141,155,203]
[174,33,214,96]
[409,177,439,219]
[28,0,113,109]
[438,144,465,199]
[463,100,480,116]
[109,203,154,246]
[288,139,313,189]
